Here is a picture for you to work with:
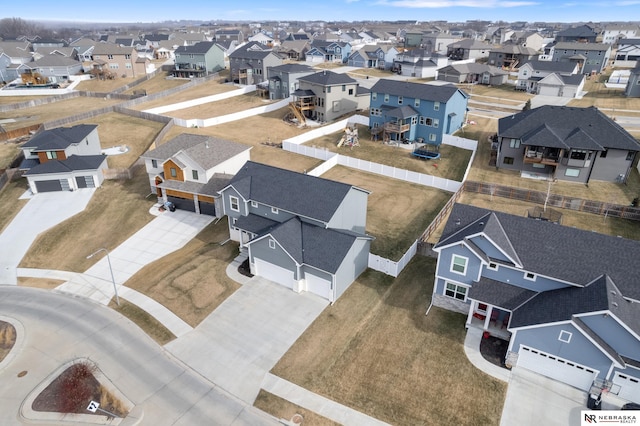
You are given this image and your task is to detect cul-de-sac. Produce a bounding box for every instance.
[1,12,640,426]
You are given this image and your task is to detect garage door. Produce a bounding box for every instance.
[198,201,216,216]
[35,179,63,192]
[613,372,640,403]
[254,258,294,289]
[167,196,196,212]
[517,346,598,391]
[305,273,331,300]
[75,176,95,189]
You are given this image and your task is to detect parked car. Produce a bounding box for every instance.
[622,402,640,410]
[163,201,176,212]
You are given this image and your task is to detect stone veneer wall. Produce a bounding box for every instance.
[432,293,469,315]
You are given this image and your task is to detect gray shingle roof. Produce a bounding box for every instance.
[553,42,609,51]
[381,105,419,119]
[371,79,463,103]
[24,155,106,175]
[439,63,507,77]
[499,106,640,151]
[175,41,217,54]
[22,125,97,151]
[157,173,231,197]
[227,161,362,223]
[299,70,357,86]
[467,277,538,311]
[229,41,272,60]
[438,204,640,301]
[267,63,314,73]
[520,59,577,73]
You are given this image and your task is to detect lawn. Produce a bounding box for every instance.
[0,142,20,169]
[254,390,340,426]
[108,298,176,346]
[131,79,238,111]
[0,95,49,105]
[460,83,534,102]
[17,277,65,289]
[0,96,122,132]
[19,168,155,272]
[74,75,138,92]
[567,70,640,112]
[122,72,189,96]
[269,256,506,426]
[0,179,29,234]
[304,124,473,182]
[74,112,165,169]
[321,166,451,260]
[123,218,241,327]
[166,94,275,120]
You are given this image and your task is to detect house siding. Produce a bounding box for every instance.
[512,324,613,380]
[436,245,482,286]
[333,238,370,301]
[250,237,299,280]
[589,149,635,182]
[207,152,250,181]
[579,314,640,360]
[164,159,185,182]
[481,265,570,292]
[327,188,368,233]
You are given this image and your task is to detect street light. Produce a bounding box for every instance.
[86,248,120,307]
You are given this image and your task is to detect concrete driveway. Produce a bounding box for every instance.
[0,189,95,285]
[500,367,587,426]
[165,276,329,404]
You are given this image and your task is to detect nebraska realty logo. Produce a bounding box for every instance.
[581,411,638,425]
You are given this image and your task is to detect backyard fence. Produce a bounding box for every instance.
[0,124,42,142]
[368,240,418,278]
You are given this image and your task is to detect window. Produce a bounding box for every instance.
[411,116,417,125]
[348,88,353,95]
[414,98,420,107]
[170,167,177,178]
[384,94,389,102]
[445,282,467,301]
[327,86,331,93]
[398,95,403,105]
[565,168,580,177]
[109,63,119,69]
[600,149,608,158]
[503,157,514,165]
[509,139,520,149]
[570,150,587,160]
[269,239,276,249]
[229,196,239,212]
[271,207,279,214]
[371,108,381,116]
[342,84,346,92]
[419,116,426,125]
[451,255,468,274]
[429,133,437,142]
[251,201,258,208]
[488,262,498,271]
[125,63,132,69]
[46,151,58,160]
[192,170,199,180]
[372,92,377,100]
[433,118,439,128]
[107,54,113,59]
[125,54,131,59]
[525,272,536,281]
[434,101,440,111]
[151,159,158,168]
[558,330,572,343]
[627,151,635,161]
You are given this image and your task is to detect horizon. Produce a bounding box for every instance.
[4,1,640,26]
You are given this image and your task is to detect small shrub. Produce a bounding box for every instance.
[57,361,98,413]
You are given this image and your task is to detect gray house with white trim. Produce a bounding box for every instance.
[219,161,373,302]
[432,203,640,401]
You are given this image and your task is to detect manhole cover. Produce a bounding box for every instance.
[17,371,27,378]
[291,414,303,425]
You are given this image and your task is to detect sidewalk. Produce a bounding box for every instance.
[463,327,511,383]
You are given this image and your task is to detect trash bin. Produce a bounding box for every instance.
[587,393,601,410]
[164,201,176,212]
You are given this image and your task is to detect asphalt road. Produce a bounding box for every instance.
[0,286,279,425]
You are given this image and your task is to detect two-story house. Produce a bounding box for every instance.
[90,43,147,78]
[305,40,351,64]
[290,70,367,123]
[421,32,462,56]
[546,42,611,75]
[392,48,448,78]
[19,55,83,84]
[613,39,640,68]
[446,39,493,61]
[266,63,315,100]
[601,24,639,45]
[432,203,640,402]
[347,44,399,70]
[554,25,598,43]
[487,44,538,70]
[496,105,640,183]
[140,133,251,216]
[275,40,310,61]
[173,41,225,78]
[624,65,640,98]
[228,41,283,85]
[218,161,373,302]
[515,59,584,97]
[214,29,244,44]
[19,124,107,193]
[368,79,469,144]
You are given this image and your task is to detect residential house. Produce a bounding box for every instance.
[19,124,107,193]
[347,44,399,70]
[432,202,640,401]
[422,32,461,55]
[275,40,310,61]
[436,63,508,85]
[142,33,171,48]
[446,39,493,61]
[403,31,424,48]
[31,38,66,50]
[601,24,640,45]
[31,46,78,61]
[266,63,315,100]
[19,55,83,84]
[368,79,469,144]
[487,45,538,70]
[248,32,274,47]
[516,59,584,97]
[173,41,225,78]
[496,105,640,183]
[214,29,244,44]
[70,38,96,63]
[291,70,367,123]
[624,65,640,97]
[141,133,251,216]
[546,42,612,75]
[393,49,448,78]
[613,39,640,68]
[219,161,373,302]
[305,40,351,64]
[179,33,208,46]
[90,43,147,78]
[0,40,33,66]
[507,31,544,51]
[228,41,283,85]
[0,53,13,82]
[554,25,598,43]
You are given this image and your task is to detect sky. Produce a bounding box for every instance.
[4,0,640,25]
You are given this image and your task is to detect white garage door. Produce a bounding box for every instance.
[305,273,331,300]
[254,258,294,290]
[517,346,598,391]
[613,372,640,404]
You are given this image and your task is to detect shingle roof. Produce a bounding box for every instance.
[438,203,640,301]
[439,63,507,76]
[175,41,217,54]
[30,55,82,67]
[299,70,356,86]
[92,42,134,55]
[467,277,538,310]
[553,42,610,51]
[229,41,272,59]
[381,105,419,119]
[22,125,97,151]
[267,63,314,74]
[157,173,231,197]
[519,59,578,73]
[24,155,106,175]
[227,161,364,223]
[498,106,640,151]
[371,79,463,103]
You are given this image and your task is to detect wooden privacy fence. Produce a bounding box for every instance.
[463,181,640,221]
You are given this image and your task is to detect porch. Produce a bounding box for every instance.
[466,302,512,341]
[523,146,561,166]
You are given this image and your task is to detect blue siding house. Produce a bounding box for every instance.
[368,79,468,144]
[218,161,373,303]
[431,203,640,402]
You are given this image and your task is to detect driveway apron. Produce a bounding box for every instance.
[165,276,329,404]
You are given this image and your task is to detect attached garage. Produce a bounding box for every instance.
[254,258,294,289]
[517,346,598,391]
[75,175,95,188]
[198,201,216,216]
[613,372,640,403]
[167,196,196,212]
[35,179,66,192]
[305,273,331,300]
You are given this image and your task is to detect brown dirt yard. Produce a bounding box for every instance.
[166,94,276,120]
[131,79,238,111]
[254,390,340,426]
[74,112,166,169]
[108,299,175,345]
[0,141,20,170]
[0,179,29,234]
[122,72,190,96]
[269,256,506,426]
[321,166,451,260]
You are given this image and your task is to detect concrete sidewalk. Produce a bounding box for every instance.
[463,327,511,383]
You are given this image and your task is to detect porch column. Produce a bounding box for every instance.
[483,304,495,330]
[194,194,200,214]
[466,300,476,327]
[161,188,167,203]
